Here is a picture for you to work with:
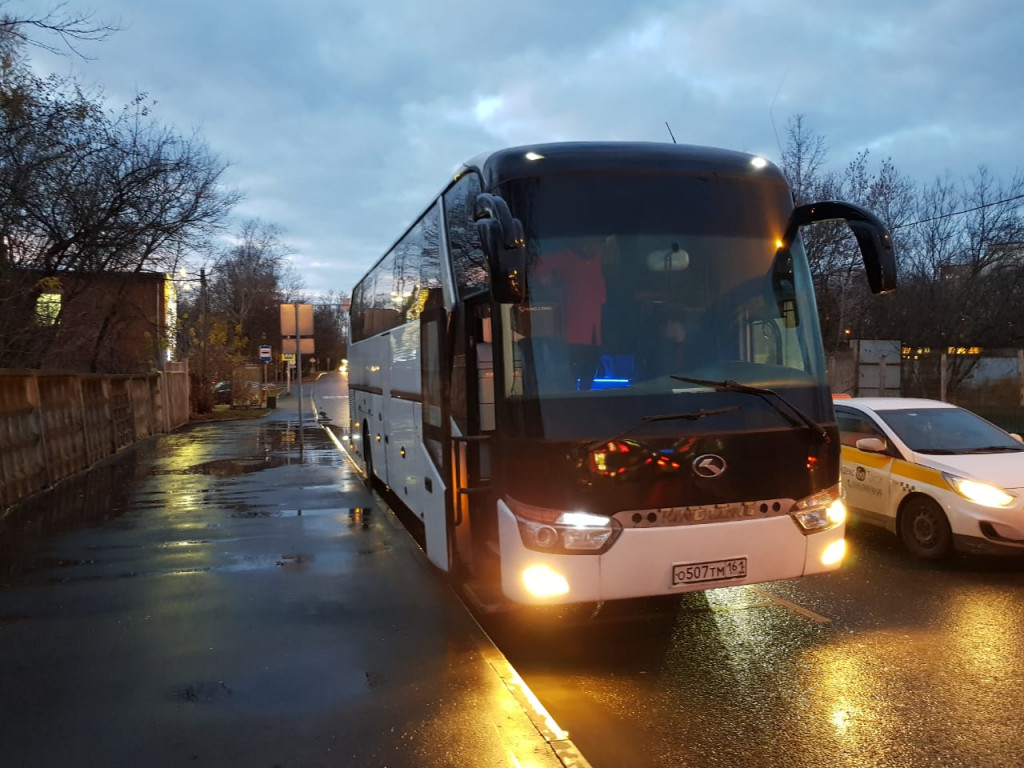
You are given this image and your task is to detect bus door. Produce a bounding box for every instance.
[448,299,498,587]
[420,304,452,571]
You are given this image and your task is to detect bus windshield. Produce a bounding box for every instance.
[496,172,828,439]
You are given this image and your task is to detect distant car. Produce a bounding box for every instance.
[212,381,232,404]
[834,397,1024,559]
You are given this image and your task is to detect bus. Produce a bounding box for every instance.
[346,141,896,610]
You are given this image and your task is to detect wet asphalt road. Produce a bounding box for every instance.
[311,371,1024,768]
[0,393,565,768]
[477,510,1024,768]
[6,373,1024,768]
[311,370,1024,768]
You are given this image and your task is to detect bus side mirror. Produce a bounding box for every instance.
[784,201,897,295]
[474,193,526,303]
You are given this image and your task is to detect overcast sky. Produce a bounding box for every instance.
[26,0,1024,298]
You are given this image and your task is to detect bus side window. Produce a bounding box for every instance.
[420,203,443,311]
[445,173,490,299]
[397,202,443,321]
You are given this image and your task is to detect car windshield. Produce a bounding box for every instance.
[876,406,1024,454]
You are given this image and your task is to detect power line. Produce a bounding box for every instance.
[893,192,1024,230]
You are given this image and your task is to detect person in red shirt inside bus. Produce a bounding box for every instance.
[533,236,607,390]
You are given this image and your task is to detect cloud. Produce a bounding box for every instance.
[26,0,1024,296]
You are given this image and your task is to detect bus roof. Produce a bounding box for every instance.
[460,141,786,189]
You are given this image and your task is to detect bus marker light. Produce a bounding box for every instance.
[522,565,569,598]
[821,539,846,566]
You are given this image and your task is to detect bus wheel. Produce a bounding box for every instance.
[898,497,952,560]
[361,421,373,480]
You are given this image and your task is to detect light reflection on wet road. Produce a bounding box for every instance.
[479,523,1024,768]
[2,382,576,768]
[312,371,1024,767]
[5,374,1024,768]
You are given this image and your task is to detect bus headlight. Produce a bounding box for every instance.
[510,500,622,554]
[790,485,846,534]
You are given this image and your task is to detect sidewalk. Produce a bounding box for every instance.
[0,387,582,767]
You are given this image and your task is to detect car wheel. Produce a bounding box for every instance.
[898,497,953,560]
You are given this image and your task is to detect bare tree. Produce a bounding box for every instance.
[0,62,240,371]
[780,114,830,206]
[778,116,916,352]
[204,219,299,363]
[0,1,117,60]
[891,168,1024,395]
[778,114,1024,396]
[312,290,349,371]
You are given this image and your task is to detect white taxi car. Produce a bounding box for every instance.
[834,397,1024,559]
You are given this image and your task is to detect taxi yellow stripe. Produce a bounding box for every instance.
[840,446,891,469]
[892,459,945,487]
[840,447,946,490]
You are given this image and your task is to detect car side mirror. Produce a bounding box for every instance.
[855,437,887,453]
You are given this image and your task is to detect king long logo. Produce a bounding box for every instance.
[693,454,727,478]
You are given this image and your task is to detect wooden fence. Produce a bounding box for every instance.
[0,364,190,510]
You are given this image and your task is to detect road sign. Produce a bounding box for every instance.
[259,345,272,362]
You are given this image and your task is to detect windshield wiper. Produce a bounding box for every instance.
[671,375,830,445]
[579,406,741,454]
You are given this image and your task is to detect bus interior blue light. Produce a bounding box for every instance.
[591,378,631,390]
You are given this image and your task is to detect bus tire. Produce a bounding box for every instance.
[898,496,953,560]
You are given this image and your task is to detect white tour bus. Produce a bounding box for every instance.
[346,142,896,609]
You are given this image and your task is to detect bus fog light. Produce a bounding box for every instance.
[522,565,569,598]
[821,539,846,566]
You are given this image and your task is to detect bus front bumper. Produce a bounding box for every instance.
[496,499,845,605]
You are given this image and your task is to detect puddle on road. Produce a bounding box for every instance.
[1,407,369,581]
[275,553,311,570]
[181,456,291,476]
[228,507,282,519]
[0,451,140,580]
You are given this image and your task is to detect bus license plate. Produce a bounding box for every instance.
[672,557,748,586]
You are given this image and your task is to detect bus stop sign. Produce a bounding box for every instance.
[259,345,272,362]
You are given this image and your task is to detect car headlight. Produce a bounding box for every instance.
[942,473,1015,508]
